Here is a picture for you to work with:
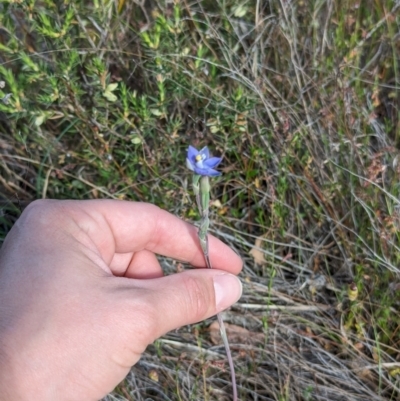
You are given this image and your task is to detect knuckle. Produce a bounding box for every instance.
[23,199,50,216]
[19,199,56,227]
[17,200,78,242]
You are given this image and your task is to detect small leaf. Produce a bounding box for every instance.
[150,108,163,116]
[35,114,45,126]
[233,5,247,17]
[118,0,126,13]
[103,91,118,102]
[249,235,266,265]
[106,83,118,92]
[389,368,400,377]
[131,136,142,145]
[148,369,159,382]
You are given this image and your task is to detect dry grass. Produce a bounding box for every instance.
[1,0,400,400]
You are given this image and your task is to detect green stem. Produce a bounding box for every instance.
[193,174,238,401]
[192,174,202,216]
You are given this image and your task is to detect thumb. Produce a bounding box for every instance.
[134,269,242,341]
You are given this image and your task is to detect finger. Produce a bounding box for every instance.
[109,252,134,275]
[125,250,163,279]
[130,269,243,341]
[30,200,242,275]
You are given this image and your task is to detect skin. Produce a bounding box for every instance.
[0,200,242,401]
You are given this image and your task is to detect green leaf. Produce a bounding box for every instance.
[131,136,142,145]
[103,91,118,102]
[150,108,163,116]
[106,83,118,92]
[35,114,45,126]
[233,5,247,17]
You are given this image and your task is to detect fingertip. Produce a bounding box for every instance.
[206,235,243,275]
[137,269,242,338]
[213,273,242,312]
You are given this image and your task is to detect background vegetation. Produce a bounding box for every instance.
[1,0,400,400]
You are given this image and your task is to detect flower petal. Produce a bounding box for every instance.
[186,145,222,176]
[193,165,221,176]
[203,157,222,169]
[199,146,210,159]
[187,146,199,161]
[186,158,195,171]
[204,168,221,177]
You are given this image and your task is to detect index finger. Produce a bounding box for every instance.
[47,199,243,275]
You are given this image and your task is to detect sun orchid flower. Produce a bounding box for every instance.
[186,145,222,176]
[185,144,237,400]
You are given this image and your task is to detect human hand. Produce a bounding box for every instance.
[0,200,242,401]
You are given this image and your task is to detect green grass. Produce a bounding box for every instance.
[1,0,400,400]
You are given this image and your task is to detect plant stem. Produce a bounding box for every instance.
[196,175,238,401]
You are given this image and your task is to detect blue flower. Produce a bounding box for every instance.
[186,145,222,176]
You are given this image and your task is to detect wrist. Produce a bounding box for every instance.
[0,337,15,400]
[0,331,47,401]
